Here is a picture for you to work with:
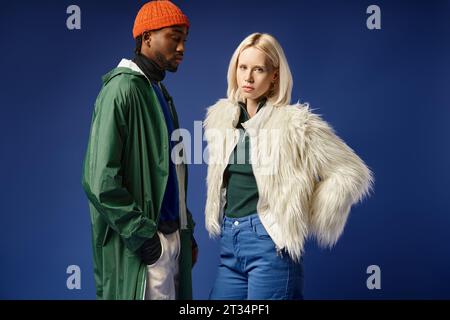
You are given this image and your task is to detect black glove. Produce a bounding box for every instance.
[138,232,162,265]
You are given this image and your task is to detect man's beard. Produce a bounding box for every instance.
[155,51,178,72]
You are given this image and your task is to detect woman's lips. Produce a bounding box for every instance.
[243,86,254,92]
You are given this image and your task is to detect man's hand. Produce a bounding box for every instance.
[138,232,162,265]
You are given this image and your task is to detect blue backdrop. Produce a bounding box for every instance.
[1,0,449,299]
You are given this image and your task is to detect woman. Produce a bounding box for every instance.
[203,33,373,300]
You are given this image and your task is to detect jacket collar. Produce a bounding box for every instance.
[117,58,144,74]
[228,98,273,132]
[237,98,267,124]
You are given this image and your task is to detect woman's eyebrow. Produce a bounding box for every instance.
[239,62,266,68]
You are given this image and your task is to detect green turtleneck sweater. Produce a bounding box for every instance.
[224,99,266,218]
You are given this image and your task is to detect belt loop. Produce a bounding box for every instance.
[250,212,257,228]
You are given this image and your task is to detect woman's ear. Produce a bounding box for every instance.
[272,69,279,82]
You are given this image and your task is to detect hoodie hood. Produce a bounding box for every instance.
[101,59,147,85]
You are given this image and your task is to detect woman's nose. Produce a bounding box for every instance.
[245,72,254,83]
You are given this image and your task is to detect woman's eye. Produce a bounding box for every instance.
[239,65,247,70]
[256,68,264,72]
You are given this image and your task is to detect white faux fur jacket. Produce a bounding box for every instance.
[203,99,374,261]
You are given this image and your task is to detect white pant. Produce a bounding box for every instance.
[145,230,180,300]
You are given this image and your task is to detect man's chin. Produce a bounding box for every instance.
[166,63,179,73]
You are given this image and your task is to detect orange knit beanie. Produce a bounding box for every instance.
[132,0,189,39]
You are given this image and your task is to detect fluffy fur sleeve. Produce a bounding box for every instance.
[303,111,374,248]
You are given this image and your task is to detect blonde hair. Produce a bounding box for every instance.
[227,33,293,107]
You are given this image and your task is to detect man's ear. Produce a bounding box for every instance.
[143,31,151,46]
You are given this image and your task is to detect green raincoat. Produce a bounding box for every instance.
[82,61,195,300]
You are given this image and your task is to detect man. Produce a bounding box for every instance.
[82,0,197,300]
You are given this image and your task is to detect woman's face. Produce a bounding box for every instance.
[236,47,277,101]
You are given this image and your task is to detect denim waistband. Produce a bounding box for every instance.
[223,213,261,229]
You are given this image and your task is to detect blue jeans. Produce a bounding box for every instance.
[209,213,304,300]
